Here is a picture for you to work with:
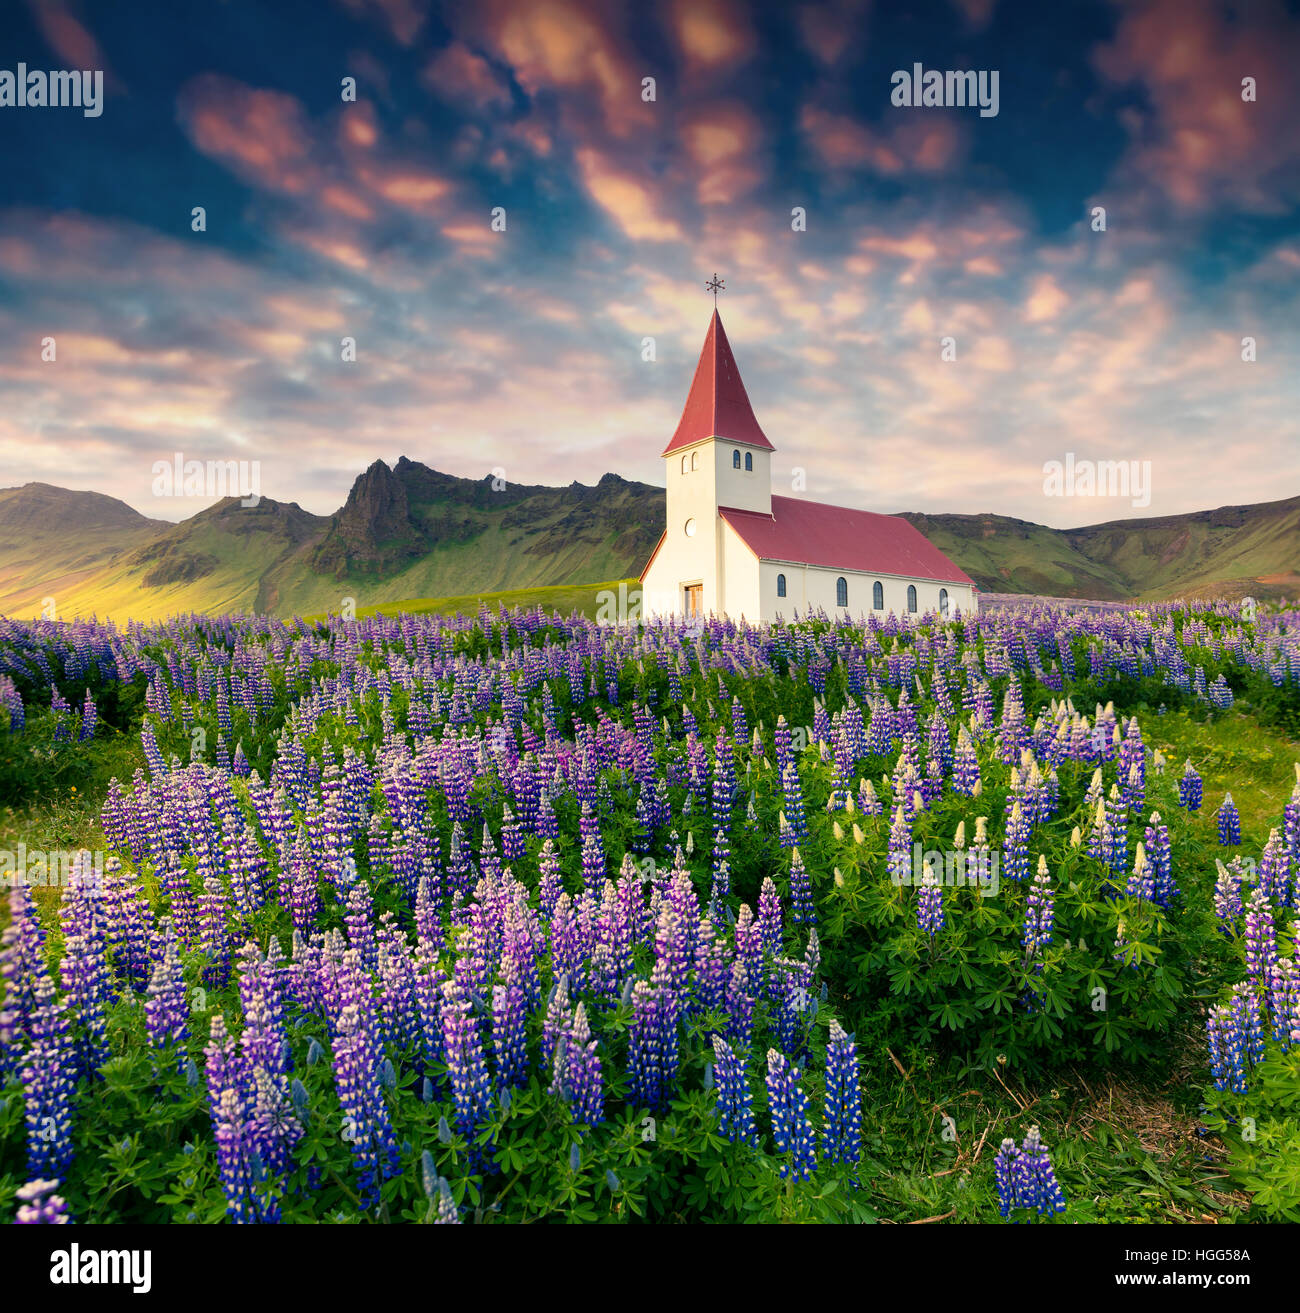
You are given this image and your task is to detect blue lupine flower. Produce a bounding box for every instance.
[821,1020,861,1167]
[1217,793,1240,846]
[995,1126,1066,1219]
[765,1049,816,1182]
[1178,761,1202,811]
[711,1035,757,1146]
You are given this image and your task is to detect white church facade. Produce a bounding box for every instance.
[640,309,979,624]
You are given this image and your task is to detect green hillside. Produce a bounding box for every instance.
[2,465,1296,623]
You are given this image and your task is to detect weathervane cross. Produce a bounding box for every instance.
[706,273,725,305]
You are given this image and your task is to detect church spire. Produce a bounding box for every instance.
[661,309,774,457]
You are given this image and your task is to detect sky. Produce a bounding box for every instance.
[1,0,1299,528]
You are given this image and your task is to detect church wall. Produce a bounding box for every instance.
[712,442,771,516]
[761,560,977,623]
[642,439,723,619]
[720,521,761,620]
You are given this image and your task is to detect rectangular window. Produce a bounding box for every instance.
[684,584,703,618]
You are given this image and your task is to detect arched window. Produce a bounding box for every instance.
[681,455,688,474]
[776,573,786,598]
[745,452,753,471]
[939,588,949,617]
[836,577,848,607]
[872,580,884,610]
[907,584,917,613]
[691,451,699,471]
[733,449,741,468]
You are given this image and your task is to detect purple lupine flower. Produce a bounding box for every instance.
[1266,958,1299,1049]
[2,885,48,1048]
[887,805,911,886]
[14,1178,70,1224]
[441,976,494,1168]
[952,725,980,796]
[711,1034,757,1146]
[725,959,755,1051]
[211,1082,261,1224]
[628,978,678,1109]
[1178,761,1202,811]
[765,1049,816,1182]
[993,1138,1019,1218]
[780,760,808,846]
[757,878,782,958]
[561,1003,604,1127]
[917,870,944,938]
[1125,843,1155,902]
[1206,1004,1247,1093]
[58,866,112,1079]
[332,999,403,1210]
[145,920,189,1076]
[1217,793,1240,846]
[78,689,97,742]
[21,972,75,1179]
[1214,858,1246,927]
[822,1019,861,1167]
[995,1126,1066,1218]
[1230,981,1265,1064]
[1257,828,1289,906]
[491,960,528,1090]
[1243,888,1278,986]
[1143,813,1177,908]
[789,847,815,926]
[198,875,231,988]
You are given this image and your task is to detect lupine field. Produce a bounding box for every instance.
[1,598,1299,1225]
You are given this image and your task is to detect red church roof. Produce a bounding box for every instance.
[661,309,774,456]
[719,496,975,584]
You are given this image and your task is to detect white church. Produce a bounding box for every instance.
[640,308,979,624]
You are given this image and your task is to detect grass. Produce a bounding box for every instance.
[305,579,638,624]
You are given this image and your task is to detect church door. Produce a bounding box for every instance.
[684,584,702,618]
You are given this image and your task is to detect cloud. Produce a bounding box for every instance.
[668,0,756,72]
[575,148,685,241]
[1091,0,1300,216]
[177,76,317,195]
[334,0,428,45]
[680,103,763,204]
[423,42,513,112]
[466,0,651,136]
[23,0,121,88]
[801,105,965,175]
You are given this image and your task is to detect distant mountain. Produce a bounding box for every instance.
[0,470,1294,622]
[0,483,167,617]
[898,496,1300,602]
[0,463,665,622]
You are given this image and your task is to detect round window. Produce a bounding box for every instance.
[684,518,697,537]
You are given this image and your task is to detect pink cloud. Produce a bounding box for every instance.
[178,76,317,195]
[801,105,965,174]
[423,42,513,111]
[680,104,764,205]
[1091,0,1300,214]
[575,148,684,242]
[467,0,651,136]
[669,0,756,72]
[796,1,869,66]
[23,0,121,88]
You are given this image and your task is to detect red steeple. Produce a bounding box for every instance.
[661,309,774,456]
